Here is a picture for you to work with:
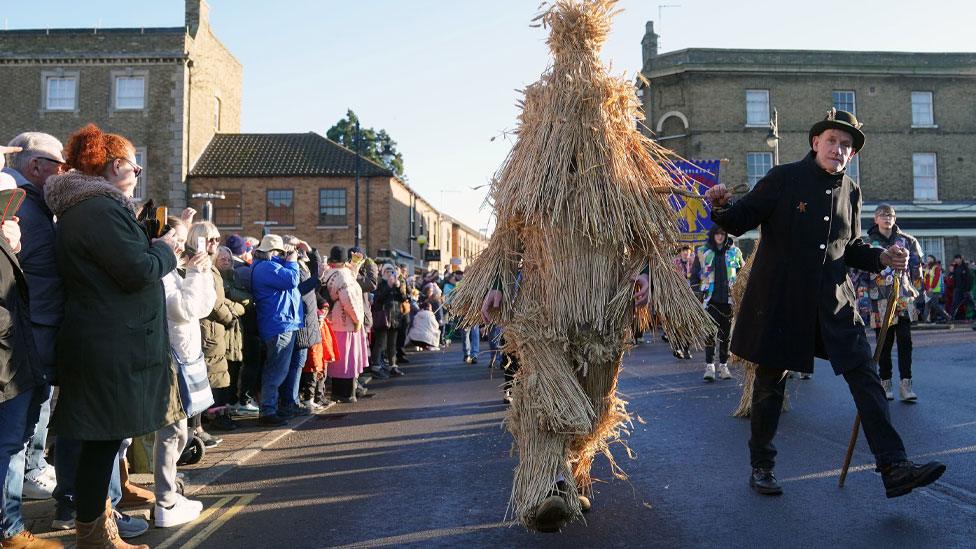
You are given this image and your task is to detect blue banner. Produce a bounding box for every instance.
[667,159,721,244]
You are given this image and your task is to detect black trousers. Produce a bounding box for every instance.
[299,372,327,403]
[874,316,913,380]
[704,302,732,364]
[75,439,123,522]
[749,360,907,469]
[370,327,399,368]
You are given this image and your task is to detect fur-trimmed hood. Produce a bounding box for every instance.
[44,171,135,218]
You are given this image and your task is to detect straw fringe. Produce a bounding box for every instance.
[729,239,789,417]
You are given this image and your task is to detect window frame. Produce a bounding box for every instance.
[131,147,147,202]
[42,71,79,112]
[832,90,856,114]
[910,91,936,128]
[266,189,295,228]
[213,188,243,228]
[317,188,348,228]
[918,236,945,264]
[745,152,773,189]
[112,72,147,111]
[745,89,770,127]
[213,96,222,131]
[912,152,938,202]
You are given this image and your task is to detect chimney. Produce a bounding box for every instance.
[186,0,210,38]
[641,21,659,68]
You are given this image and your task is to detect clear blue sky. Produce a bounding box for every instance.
[3,1,974,231]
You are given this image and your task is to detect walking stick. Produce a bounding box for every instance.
[838,269,902,487]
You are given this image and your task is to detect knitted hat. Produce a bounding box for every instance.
[224,234,246,255]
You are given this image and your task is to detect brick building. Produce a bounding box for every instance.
[188,132,487,274]
[639,22,976,261]
[0,0,241,207]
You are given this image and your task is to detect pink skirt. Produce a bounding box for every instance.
[327,330,368,379]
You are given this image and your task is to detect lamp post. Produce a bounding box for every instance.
[354,121,362,249]
[253,220,278,237]
[766,107,780,166]
[191,191,225,223]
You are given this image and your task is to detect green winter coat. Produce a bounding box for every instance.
[45,172,182,440]
[220,267,250,364]
[200,266,239,389]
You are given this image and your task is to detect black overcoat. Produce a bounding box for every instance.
[712,152,883,374]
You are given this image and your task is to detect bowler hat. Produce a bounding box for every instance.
[256,234,285,253]
[808,108,865,152]
[328,246,345,264]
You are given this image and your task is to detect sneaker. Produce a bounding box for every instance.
[22,471,55,500]
[258,414,287,427]
[672,349,685,360]
[880,460,946,498]
[288,403,312,416]
[503,390,512,404]
[355,384,368,398]
[154,495,203,528]
[113,509,149,539]
[368,366,390,379]
[208,414,238,431]
[302,399,321,412]
[464,356,473,364]
[881,379,894,400]
[389,366,405,377]
[749,467,783,495]
[51,507,75,530]
[196,431,222,448]
[38,465,57,483]
[717,363,732,380]
[230,399,259,416]
[899,379,918,402]
[469,356,478,364]
[397,355,410,364]
[703,363,716,382]
[0,530,63,548]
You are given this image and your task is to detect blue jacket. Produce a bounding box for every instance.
[251,256,302,340]
[250,255,320,340]
[5,168,62,380]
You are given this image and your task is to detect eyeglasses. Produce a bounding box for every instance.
[877,213,895,219]
[117,158,143,178]
[34,156,66,170]
[207,237,221,244]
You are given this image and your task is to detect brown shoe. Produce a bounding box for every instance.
[75,501,149,549]
[1,530,64,548]
[118,460,155,509]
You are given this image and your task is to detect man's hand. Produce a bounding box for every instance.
[3,217,21,253]
[880,245,909,271]
[0,146,22,171]
[704,184,732,207]
[481,289,503,324]
[633,273,649,307]
[180,207,197,225]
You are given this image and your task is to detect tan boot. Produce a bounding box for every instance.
[75,501,149,549]
[118,459,155,509]
[1,530,64,548]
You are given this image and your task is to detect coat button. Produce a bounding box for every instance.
[823,216,829,221]
[826,190,832,195]
[819,244,826,250]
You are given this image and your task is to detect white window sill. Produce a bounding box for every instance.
[745,123,768,128]
[216,226,243,230]
[316,226,349,230]
[911,124,938,129]
[913,199,941,204]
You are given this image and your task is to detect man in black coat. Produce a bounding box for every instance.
[705,109,945,499]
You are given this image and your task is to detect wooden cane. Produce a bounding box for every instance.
[838,269,902,487]
[655,183,749,200]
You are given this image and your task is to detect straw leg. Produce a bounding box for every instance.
[569,351,627,497]
[507,343,591,530]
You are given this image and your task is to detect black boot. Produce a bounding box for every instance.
[749,467,783,495]
[881,460,946,498]
[530,495,571,533]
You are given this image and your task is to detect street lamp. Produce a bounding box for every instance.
[766,107,780,166]
[191,191,225,222]
[354,121,362,249]
[253,220,278,237]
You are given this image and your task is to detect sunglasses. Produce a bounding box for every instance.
[117,157,143,178]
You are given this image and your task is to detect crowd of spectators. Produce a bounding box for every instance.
[0,124,470,549]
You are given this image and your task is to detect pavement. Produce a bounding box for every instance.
[25,324,976,548]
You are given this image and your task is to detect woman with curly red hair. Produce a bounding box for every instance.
[44,124,180,549]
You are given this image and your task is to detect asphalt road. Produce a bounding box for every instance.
[139,328,976,548]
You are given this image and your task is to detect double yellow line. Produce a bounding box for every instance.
[156,493,257,549]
